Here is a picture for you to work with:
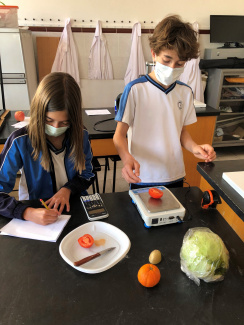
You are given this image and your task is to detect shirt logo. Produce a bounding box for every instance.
[178,101,183,109]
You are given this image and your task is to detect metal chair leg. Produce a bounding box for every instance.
[95,173,100,193]
[112,160,117,192]
[92,178,96,194]
[103,157,109,193]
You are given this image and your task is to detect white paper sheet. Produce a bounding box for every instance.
[85,109,111,116]
[12,117,30,128]
[0,214,71,242]
[194,99,206,108]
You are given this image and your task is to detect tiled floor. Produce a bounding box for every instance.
[87,158,129,195]
[88,146,244,194]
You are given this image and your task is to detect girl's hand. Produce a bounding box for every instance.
[45,187,71,214]
[23,207,60,225]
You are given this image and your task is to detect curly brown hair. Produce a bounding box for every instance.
[28,72,85,173]
[149,15,199,61]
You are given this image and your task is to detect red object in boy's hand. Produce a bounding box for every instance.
[78,234,94,248]
[149,188,164,199]
[14,111,25,121]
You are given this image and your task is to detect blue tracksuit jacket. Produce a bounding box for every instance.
[0,127,94,219]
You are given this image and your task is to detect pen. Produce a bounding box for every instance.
[40,199,50,210]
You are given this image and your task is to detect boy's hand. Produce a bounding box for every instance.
[122,157,141,184]
[193,144,216,162]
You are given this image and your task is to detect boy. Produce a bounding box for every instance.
[113,15,216,189]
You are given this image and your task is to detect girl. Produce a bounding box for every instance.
[0,72,94,225]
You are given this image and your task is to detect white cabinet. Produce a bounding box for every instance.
[0,28,37,111]
[205,68,244,147]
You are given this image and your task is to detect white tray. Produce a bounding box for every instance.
[59,221,131,274]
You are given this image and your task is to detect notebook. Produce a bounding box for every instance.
[0,214,71,242]
[194,99,206,108]
[222,171,244,198]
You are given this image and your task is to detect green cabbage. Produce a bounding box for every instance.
[180,227,229,285]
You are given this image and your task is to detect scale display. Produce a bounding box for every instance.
[129,186,185,227]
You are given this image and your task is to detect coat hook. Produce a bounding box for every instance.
[74,19,76,22]
[151,21,153,23]
[129,21,131,23]
[121,21,123,23]
[33,18,35,21]
[41,19,44,21]
[50,19,52,21]
[82,20,84,22]
[58,19,60,21]
[106,20,108,23]
[144,21,146,23]
[90,20,92,22]
[24,18,27,20]
[114,20,116,23]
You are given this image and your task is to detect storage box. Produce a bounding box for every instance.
[0,6,19,28]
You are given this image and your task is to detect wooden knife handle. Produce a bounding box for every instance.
[74,252,100,267]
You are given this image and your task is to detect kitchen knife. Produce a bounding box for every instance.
[74,247,116,267]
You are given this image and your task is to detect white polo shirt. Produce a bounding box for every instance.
[115,75,197,183]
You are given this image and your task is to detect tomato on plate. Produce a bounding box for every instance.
[148,188,164,199]
[78,234,94,248]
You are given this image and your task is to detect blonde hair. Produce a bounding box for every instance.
[149,15,199,61]
[28,72,85,173]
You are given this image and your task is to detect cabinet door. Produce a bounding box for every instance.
[0,83,29,111]
[183,115,216,187]
[213,71,244,146]
[214,114,244,144]
[0,31,25,74]
[220,74,244,113]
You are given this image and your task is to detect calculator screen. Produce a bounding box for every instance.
[89,208,105,214]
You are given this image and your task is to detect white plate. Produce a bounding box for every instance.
[59,221,131,274]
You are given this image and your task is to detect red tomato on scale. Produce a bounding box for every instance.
[148,188,164,199]
[78,234,94,248]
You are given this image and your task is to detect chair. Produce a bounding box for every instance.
[102,93,122,193]
[115,93,122,115]
[103,155,121,193]
[92,157,101,193]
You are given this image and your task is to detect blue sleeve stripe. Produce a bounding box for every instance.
[0,133,27,171]
[0,127,27,168]
[176,80,194,95]
[115,76,148,122]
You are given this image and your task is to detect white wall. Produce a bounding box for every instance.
[4,0,244,107]
[8,0,244,29]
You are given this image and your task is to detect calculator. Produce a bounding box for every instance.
[80,193,109,221]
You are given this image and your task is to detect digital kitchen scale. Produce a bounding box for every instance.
[129,186,185,227]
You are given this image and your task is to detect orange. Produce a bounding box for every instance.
[137,263,161,287]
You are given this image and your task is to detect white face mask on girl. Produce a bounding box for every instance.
[45,124,69,137]
[154,61,184,86]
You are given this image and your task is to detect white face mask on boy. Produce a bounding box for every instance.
[45,124,69,137]
[154,61,184,86]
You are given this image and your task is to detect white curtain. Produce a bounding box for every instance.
[179,22,204,102]
[124,22,146,85]
[88,20,113,80]
[51,18,80,86]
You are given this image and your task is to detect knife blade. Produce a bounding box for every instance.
[74,247,116,267]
